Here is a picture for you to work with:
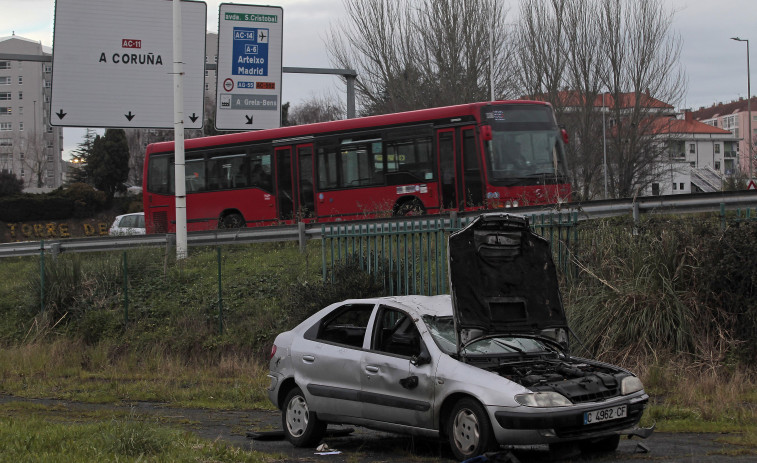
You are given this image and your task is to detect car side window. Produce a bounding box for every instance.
[313,304,373,348]
[372,306,423,358]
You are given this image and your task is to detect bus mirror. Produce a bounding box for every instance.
[481,125,493,141]
[560,128,570,145]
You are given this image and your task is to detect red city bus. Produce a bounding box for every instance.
[142,100,570,233]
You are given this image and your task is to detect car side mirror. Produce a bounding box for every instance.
[410,343,431,366]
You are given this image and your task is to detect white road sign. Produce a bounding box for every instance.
[50,0,206,129]
[215,3,283,131]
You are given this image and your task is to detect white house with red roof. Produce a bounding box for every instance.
[644,111,738,195]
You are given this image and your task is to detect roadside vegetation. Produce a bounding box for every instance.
[0,215,755,457]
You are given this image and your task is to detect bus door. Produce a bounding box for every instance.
[295,144,316,221]
[437,125,482,211]
[275,147,295,221]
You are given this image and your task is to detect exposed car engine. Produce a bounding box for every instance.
[492,358,629,403]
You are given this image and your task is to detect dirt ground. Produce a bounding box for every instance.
[0,395,754,462]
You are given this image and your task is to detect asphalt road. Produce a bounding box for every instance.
[1,396,754,462]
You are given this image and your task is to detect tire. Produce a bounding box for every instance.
[281,386,326,447]
[579,434,620,453]
[447,398,496,461]
[219,213,245,229]
[395,199,425,217]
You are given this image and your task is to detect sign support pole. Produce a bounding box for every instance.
[173,0,188,259]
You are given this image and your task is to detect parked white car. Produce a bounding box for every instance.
[109,212,145,235]
[267,213,652,460]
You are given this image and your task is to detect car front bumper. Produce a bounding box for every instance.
[489,393,649,445]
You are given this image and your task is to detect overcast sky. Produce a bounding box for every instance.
[1,0,756,157]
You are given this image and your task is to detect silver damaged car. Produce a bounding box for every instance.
[267,213,652,460]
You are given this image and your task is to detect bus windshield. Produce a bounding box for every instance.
[481,105,568,184]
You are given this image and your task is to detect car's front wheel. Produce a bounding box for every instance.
[447,398,496,461]
[282,386,326,447]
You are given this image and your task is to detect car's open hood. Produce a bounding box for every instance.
[448,213,567,346]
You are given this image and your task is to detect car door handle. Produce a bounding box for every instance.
[365,365,379,373]
[302,355,315,363]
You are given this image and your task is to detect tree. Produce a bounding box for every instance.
[514,0,685,199]
[68,128,97,185]
[326,0,516,115]
[289,94,345,125]
[14,130,46,189]
[0,170,23,197]
[85,129,130,199]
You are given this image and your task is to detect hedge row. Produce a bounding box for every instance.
[0,183,108,222]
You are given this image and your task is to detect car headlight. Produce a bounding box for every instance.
[515,391,572,407]
[621,376,644,395]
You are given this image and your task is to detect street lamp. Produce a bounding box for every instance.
[602,92,608,199]
[731,37,752,181]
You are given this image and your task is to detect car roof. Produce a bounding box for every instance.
[342,295,453,318]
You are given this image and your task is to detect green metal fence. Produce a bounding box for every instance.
[321,212,580,296]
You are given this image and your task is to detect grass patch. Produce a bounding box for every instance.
[0,338,273,409]
[0,407,273,462]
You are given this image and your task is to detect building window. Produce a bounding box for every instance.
[0,107,10,115]
[0,76,10,85]
[0,61,10,70]
[0,122,11,131]
[18,106,22,115]
[672,183,677,191]
[44,80,51,88]
[680,182,684,190]
[19,122,23,131]
[0,92,9,100]
[715,161,721,171]
[0,138,11,147]
[714,143,720,154]
[204,83,209,91]
[44,65,52,73]
[18,91,22,100]
[689,143,695,153]
[18,76,23,85]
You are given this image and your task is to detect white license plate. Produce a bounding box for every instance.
[583,405,627,425]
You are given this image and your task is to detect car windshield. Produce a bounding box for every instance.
[423,315,554,356]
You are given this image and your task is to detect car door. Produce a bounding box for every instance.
[360,305,435,428]
[291,303,375,419]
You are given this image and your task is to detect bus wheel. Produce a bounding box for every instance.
[395,199,425,217]
[220,213,245,229]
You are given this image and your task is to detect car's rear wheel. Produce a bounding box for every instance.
[282,386,326,447]
[447,398,496,461]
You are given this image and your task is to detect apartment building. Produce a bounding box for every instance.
[693,97,757,175]
[0,34,64,192]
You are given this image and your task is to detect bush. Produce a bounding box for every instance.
[0,171,23,197]
[700,222,757,363]
[0,183,107,222]
[56,183,108,218]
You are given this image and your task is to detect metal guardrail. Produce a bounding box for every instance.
[2,190,756,258]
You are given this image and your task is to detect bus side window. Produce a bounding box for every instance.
[148,155,174,194]
[317,148,339,190]
[250,152,272,193]
[385,137,434,184]
[185,158,206,192]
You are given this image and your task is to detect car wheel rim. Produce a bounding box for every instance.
[452,408,480,455]
[285,395,309,437]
